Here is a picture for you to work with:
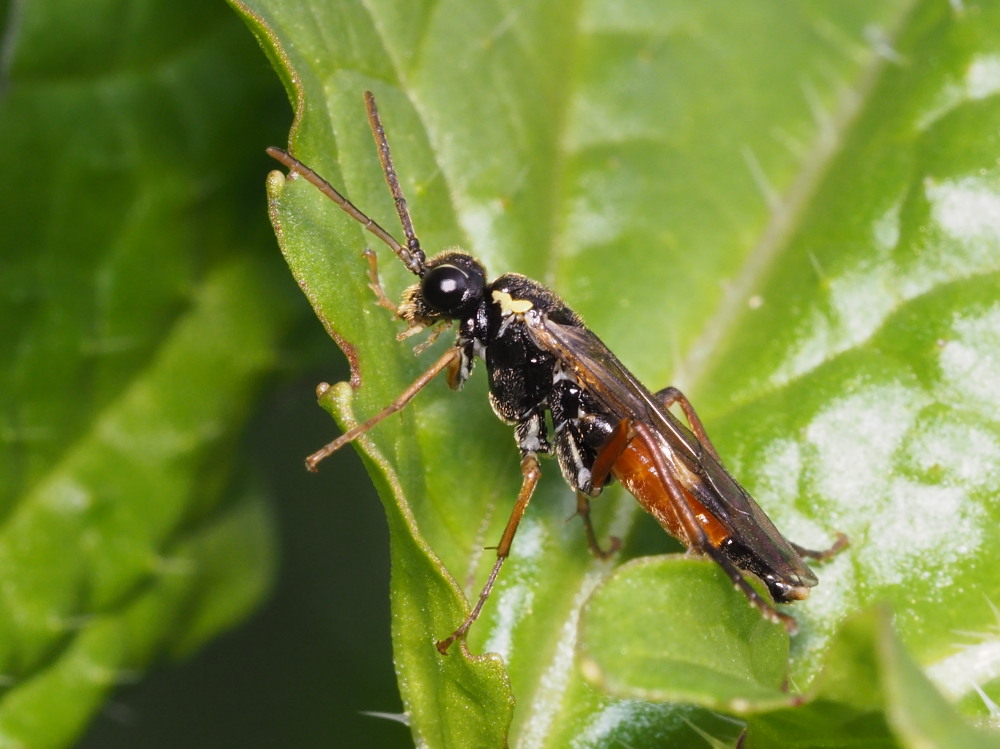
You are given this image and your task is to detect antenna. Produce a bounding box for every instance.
[266,91,427,276]
[364,91,426,274]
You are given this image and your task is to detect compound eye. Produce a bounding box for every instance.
[421,264,472,314]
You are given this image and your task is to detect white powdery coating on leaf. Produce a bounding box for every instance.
[518,569,607,748]
[753,439,847,668]
[770,308,831,387]
[511,514,548,562]
[826,261,895,348]
[927,639,1000,700]
[769,199,902,389]
[751,438,833,547]
[805,383,919,508]
[966,54,1000,100]
[939,305,1000,421]
[916,53,1000,129]
[753,438,803,507]
[896,176,1000,301]
[571,700,688,749]
[915,81,964,132]
[793,550,857,662]
[872,200,901,252]
[927,176,1000,243]
[44,476,93,513]
[775,257,895,388]
[565,192,624,253]
[481,581,534,661]
[908,417,1000,490]
[770,171,1000,389]
[803,383,982,589]
[456,197,504,261]
[481,519,545,659]
[874,480,978,586]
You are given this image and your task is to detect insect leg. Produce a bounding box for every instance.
[630,419,798,633]
[568,419,636,559]
[306,347,460,471]
[653,386,722,462]
[575,492,621,560]
[654,388,849,566]
[363,249,399,313]
[436,453,542,654]
[792,532,849,560]
[589,419,631,490]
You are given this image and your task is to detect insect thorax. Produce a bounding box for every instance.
[465,273,618,495]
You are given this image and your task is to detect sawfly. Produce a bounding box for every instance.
[268,92,845,654]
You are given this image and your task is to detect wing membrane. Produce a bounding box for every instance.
[528,314,816,588]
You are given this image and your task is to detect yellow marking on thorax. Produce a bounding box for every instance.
[492,289,534,315]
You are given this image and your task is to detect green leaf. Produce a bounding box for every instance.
[0,1,294,745]
[577,557,791,711]
[744,607,1000,749]
[236,0,1000,745]
[582,600,1000,748]
[0,491,275,746]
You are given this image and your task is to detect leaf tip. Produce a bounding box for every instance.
[266,168,287,198]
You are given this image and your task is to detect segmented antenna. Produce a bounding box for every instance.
[364,91,426,274]
[265,91,427,276]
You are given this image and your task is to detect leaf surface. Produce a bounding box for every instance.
[0,2,294,744]
[237,0,1000,745]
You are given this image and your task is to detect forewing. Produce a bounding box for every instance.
[526,315,701,456]
[529,315,817,587]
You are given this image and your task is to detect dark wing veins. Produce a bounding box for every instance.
[527,313,816,586]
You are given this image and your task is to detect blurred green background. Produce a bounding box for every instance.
[77,374,409,747]
[2,1,409,746]
[5,0,1000,746]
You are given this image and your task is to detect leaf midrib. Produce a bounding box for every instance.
[511,4,926,745]
[672,1,923,398]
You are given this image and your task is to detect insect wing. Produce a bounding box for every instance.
[527,316,701,455]
[528,315,817,589]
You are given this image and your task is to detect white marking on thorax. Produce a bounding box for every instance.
[492,289,534,315]
[552,361,576,384]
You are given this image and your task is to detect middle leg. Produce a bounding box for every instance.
[436,453,542,654]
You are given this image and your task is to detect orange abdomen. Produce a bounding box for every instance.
[611,438,731,550]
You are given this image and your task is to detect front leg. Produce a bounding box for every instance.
[306,347,460,471]
[363,248,399,313]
